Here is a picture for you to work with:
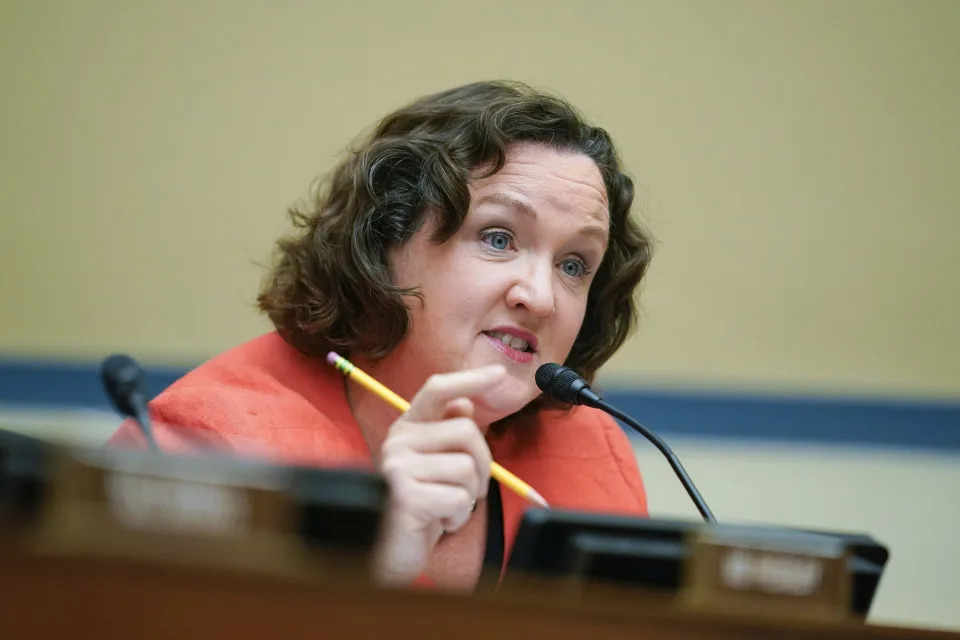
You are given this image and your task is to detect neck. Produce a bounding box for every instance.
[346,352,493,460]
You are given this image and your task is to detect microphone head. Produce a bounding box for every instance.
[535,363,563,394]
[535,363,585,405]
[101,354,147,417]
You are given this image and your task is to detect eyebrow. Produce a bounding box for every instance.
[476,192,609,245]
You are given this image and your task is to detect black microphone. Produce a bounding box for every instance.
[101,354,159,452]
[536,363,716,523]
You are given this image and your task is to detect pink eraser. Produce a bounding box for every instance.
[326,351,339,365]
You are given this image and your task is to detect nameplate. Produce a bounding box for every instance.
[684,525,851,622]
[102,464,253,537]
[19,447,340,580]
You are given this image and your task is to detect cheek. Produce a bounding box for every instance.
[406,259,487,338]
[554,299,589,353]
[430,257,503,309]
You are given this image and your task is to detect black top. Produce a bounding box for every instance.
[478,477,505,591]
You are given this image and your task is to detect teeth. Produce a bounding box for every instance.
[488,331,530,352]
[509,336,529,351]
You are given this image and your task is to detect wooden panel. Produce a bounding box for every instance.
[1,552,956,640]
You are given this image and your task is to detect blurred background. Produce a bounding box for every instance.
[1,0,957,630]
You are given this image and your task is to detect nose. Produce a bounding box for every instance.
[505,258,555,317]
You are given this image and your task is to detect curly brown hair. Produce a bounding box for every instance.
[257,80,653,409]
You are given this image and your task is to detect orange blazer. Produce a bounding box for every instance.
[107,332,648,576]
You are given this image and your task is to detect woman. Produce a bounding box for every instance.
[109,80,654,591]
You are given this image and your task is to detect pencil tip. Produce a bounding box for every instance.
[529,489,549,509]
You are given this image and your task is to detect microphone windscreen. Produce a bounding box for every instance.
[101,354,145,417]
[535,363,562,394]
[550,367,583,405]
[535,363,585,405]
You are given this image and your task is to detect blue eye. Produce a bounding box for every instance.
[561,258,589,278]
[482,230,512,251]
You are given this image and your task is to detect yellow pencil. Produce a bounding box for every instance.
[327,351,549,509]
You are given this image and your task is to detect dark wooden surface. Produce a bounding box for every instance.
[1,551,957,640]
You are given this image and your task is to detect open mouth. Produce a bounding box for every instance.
[482,330,536,353]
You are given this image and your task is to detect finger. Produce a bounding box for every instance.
[442,397,474,420]
[383,418,491,499]
[386,417,491,461]
[404,366,506,422]
[396,481,473,534]
[402,452,482,498]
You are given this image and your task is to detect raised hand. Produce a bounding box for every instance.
[372,365,505,586]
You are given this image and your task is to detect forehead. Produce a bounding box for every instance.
[469,143,610,227]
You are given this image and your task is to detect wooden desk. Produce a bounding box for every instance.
[0,436,950,639]
[1,551,956,640]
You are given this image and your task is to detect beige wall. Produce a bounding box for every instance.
[1,0,957,398]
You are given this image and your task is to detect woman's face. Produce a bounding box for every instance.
[386,142,610,427]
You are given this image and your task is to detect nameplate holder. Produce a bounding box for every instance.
[26,447,334,579]
[684,525,852,623]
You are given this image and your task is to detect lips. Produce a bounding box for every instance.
[482,327,538,353]
[484,331,532,352]
[482,332,535,364]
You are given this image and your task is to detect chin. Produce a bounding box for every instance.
[473,385,536,426]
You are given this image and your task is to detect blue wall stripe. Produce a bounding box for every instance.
[0,359,187,410]
[1,359,958,453]
[601,389,960,453]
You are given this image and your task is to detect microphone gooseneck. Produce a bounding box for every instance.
[101,354,158,451]
[536,363,716,523]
